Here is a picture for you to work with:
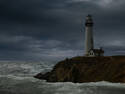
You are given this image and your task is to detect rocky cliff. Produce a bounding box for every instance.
[34,56,125,83]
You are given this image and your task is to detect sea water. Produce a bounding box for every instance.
[0,61,125,94]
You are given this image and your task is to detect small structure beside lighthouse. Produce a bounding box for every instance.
[84,15,104,56]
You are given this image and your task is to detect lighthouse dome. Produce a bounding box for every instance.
[85,14,93,26]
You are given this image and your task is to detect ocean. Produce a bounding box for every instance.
[0,61,125,94]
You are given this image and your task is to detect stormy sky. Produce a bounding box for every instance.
[0,0,125,61]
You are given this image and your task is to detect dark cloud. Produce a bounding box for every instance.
[0,0,125,61]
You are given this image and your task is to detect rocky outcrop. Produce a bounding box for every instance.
[34,56,125,83]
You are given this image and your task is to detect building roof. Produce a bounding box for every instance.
[89,49,104,53]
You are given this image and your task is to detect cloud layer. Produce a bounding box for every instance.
[0,0,125,61]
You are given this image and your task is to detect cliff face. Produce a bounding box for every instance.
[34,56,125,83]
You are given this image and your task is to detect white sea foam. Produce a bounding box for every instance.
[0,61,54,77]
[1,75,125,94]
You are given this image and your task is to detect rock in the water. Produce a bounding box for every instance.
[34,56,125,83]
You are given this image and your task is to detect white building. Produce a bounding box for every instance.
[88,48,104,57]
[84,15,104,57]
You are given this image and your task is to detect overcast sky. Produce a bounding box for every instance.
[0,0,125,61]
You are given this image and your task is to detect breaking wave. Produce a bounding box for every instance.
[0,61,53,76]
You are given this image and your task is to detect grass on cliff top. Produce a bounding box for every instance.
[58,55,125,64]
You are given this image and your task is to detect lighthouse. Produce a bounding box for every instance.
[84,15,104,56]
[85,15,94,56]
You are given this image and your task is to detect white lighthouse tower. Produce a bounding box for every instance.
[84,15,104,57]
[85,15,94,56]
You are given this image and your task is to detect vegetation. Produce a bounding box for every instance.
[34,56,125,83]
